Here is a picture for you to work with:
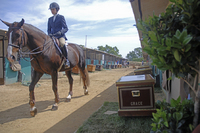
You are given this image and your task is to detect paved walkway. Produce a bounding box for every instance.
[44,83,118,133]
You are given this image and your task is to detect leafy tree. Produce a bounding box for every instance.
[137,0,200,127]
[126,51,137,61]
[132,58,144,62]
[79,44,85,48]
[134,47,143,58]
[126,47,143,60]
[97,45,122,57]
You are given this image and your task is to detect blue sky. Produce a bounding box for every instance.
[0,0,141,58]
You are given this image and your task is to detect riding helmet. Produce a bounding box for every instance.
[49,2,60,11]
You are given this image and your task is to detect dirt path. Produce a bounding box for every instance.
[0,68,165,133]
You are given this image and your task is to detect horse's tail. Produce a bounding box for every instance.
[71,43,90,87]
[84,68,90,87]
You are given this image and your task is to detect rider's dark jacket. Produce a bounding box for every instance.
[47,14,68,40]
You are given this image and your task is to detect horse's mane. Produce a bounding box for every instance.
[23,23,47,36]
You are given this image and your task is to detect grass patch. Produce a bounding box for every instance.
[154,87,162,93]
[76,102,152,133]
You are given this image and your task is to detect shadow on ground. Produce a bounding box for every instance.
[44,72,135,133]
[0,94,86,125]
[0,100,53,124]
[44,83,118,133]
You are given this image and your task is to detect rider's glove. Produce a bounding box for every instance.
[49,34,53,37]
[53,31,62,36]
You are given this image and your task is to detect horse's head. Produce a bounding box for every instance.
[1,19,25,63]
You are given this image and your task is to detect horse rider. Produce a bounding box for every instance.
[47,2,70,68]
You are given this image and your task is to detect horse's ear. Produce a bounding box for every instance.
[18,18,25,27]
[0,19,11,27]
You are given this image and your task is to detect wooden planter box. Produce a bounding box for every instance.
[87,64,96,72]
[72,65,80,74]
[95,64,103,71]
[134,68,152,75]
[116,74,156,116]
[138,66,150,69]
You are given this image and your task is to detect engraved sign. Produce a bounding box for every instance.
[130,101,143,106]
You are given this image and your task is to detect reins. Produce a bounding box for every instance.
[20,39,52,62]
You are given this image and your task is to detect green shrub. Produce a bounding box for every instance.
[151,96,194,133]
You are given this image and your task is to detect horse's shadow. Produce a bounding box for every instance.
[0,95,85,124]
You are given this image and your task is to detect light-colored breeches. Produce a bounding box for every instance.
[59,37,66,47]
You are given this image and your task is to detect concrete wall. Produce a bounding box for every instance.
[163,76,187,103]
[20,58,32,82]
[167,78,180,102]
[4,57,32,85]
[5,58,18,84]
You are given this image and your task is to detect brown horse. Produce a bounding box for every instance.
[1,19,90,117]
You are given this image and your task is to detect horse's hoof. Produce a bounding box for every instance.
[66,94,71,102]
[51,105,58,111]
[84,90,89,95]
[66,98,71,102]
[30,108,37,117]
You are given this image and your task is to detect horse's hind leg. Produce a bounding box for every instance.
[29,70,43,117]
[51,70,59,111]
[65,70,73,102]
[80,68,89,95]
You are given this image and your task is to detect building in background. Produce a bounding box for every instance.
[129,0,187,102]
[129,0,169,61]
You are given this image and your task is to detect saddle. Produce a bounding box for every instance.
[52,37,62,54]
[55,37,60,47]
[52,37,60,47]
[52,37,69,71]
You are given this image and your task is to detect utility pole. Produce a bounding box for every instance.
[85,35,87,48]
[84,35,91,59]
[85,35,87,59]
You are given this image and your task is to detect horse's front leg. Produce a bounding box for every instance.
[65,70,73,102]
[51,70,59,111]
[29,70,43,117]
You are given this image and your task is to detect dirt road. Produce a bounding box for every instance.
[0,68,164,133]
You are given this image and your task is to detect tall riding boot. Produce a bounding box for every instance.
[61,46,70,68]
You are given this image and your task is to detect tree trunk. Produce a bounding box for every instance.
[194,91,200,127]
[193,61,200,127]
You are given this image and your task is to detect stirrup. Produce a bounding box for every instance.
[64,59,70,68]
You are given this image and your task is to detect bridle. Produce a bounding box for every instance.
[8,27,24,49]
[8,26,52,61]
